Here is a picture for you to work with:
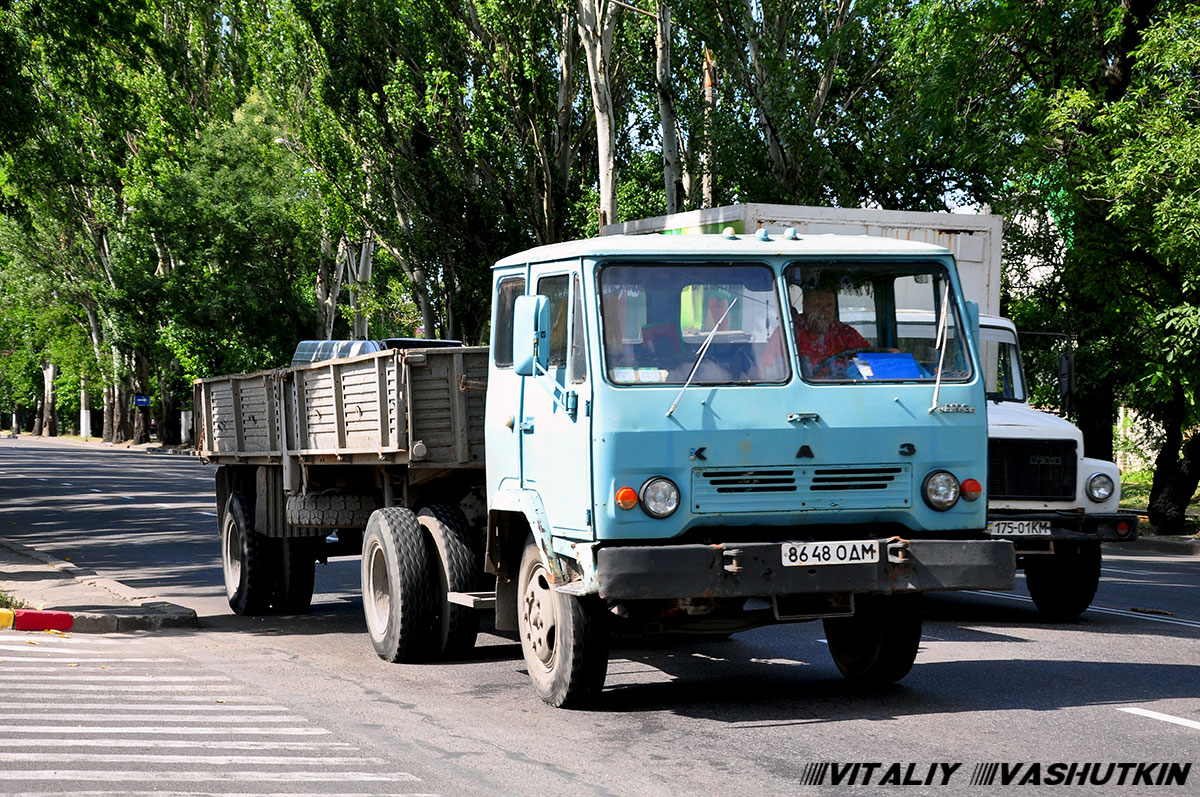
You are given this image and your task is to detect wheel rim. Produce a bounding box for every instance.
[363,538,391,639]
[521,562,557,671]
[221,515,241,601]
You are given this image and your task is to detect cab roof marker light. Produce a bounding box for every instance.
[784,227,800,240]
[722,226,738,239]
[757,228,770,241]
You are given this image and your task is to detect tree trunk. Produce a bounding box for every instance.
[577,0,619,230]
[32,399,43,436]
[655,3,683,214]
[701,49,715,208]
[40,361,57,437]
[1148,385,1197,534]
[102,385,115,443]
[132,353,152,444]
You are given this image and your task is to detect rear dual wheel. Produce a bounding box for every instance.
[221,492,318,616]
[360,505,482,663]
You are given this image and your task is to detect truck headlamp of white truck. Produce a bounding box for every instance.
[640,477,681,518]
[1086,472,1116,503]
[922,470,961,511]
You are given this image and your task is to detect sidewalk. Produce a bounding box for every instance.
[0,538,197,633]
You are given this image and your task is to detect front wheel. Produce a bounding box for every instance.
[517,538,608,707]
[823,593,922,686]
[1024,542,1101,621]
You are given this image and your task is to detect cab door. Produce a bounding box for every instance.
[519,266,594,537]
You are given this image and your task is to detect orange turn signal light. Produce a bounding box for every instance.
[615,486,639,510]
[960,478,983,501]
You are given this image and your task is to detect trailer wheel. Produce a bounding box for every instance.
[1024,542,1101,621]
[361,507,438,662]
[418,505,480,658]
[274,537,318,614]
[517,538,608,707]
[221,492,276,616]
[823,593,922,686]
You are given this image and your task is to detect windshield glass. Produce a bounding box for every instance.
[598,262,788,385]
[784,262,973,383]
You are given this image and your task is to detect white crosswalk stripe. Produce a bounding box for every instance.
[0,632,433,795]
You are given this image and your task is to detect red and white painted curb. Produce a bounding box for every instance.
[1,608,76,632]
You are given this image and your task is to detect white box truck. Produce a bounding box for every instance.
[607,204,1138,619]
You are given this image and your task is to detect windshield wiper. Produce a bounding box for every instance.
[666,297,738,418]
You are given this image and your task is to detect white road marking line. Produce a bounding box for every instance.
[0,793,436,797]
[1100,567,1156,575]
[199,511,217,516]
[36,478,47,481]
[0,772,420,783]
[0,726,331,735]
[0,675,231,682]
[0,752,385,765]
[0,702,285,711]
[121,495,135,500]
[89,488,103,493]
[972,590,1200,629]
[1118,707,1200,731]
[0,684,215,692]
[60,483,73,487]
[0,739,353,750]
[0,657,184,663]
[2,713,304,722]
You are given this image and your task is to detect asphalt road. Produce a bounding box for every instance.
[1,436,1198,795]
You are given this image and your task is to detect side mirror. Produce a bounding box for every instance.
[513,295,550,377]
[1057,351,1075,404]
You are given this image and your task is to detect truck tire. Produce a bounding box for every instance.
[1024,542,1101,621]
[517,538,608,707]
[417,505,480,658]
[361,507,439,662]
[221,492,276,616]
[823,593,922,686]
[274,537,318,614]
[286,493,378,529]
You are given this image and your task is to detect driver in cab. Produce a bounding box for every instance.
[792,286,868,378]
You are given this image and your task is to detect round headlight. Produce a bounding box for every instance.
[1087,472,1115,503]
[922,470,960,511]
[640,477,680,518]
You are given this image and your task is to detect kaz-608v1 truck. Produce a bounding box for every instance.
[195,231,1015,707]
[608,203,1137,621]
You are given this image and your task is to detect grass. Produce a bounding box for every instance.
[0,590,29,610]
[1120,470,1200,537]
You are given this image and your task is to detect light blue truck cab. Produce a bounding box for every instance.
[485,230,1015,706]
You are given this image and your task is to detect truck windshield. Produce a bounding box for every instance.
[784,262,973,384]
[598,262,789,385]
[979,326,1026,402]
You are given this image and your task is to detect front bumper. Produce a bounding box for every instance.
[986,511,1139,545]
[595,538,1015,600]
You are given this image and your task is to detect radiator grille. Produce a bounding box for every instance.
[988,438,1077,500]
[692,465,911,513]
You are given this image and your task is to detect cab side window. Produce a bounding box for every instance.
[537,274,569,369]
[570,275,588,384]
[492,277,526,368]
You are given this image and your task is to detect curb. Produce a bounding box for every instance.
[1110,536,1200,556]
[0,540,198,634]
